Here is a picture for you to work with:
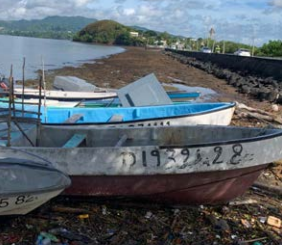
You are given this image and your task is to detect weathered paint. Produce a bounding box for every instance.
[64,164,267,204]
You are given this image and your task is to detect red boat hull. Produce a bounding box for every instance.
[63,164,268,204]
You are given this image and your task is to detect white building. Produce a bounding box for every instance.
[129,32,139,37]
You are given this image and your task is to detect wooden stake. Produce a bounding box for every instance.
[11,76,15,117]
[22,57,25,116]
[13,119,34,146]
[41,56,47,123]
[36,76,42,147]
[7,65,13,147]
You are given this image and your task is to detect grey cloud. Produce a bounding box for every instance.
[265,0,282,13]
[0,0,22,12]
[0,0,99,20]
[269,0,282,7]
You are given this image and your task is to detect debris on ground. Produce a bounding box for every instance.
[0,183,282,245]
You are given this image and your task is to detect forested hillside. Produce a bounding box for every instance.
[0,16,96,39]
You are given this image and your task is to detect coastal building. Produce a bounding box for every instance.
[129,31,139,37]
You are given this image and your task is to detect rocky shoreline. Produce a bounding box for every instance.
[166,51,282,103]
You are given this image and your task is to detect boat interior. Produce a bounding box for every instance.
[4,122,280,148]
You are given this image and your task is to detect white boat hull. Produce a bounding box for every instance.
[0,189,62,215]
[13,88,117,100]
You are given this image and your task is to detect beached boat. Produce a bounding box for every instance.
[10,88,118,101]
[53,75,200,101]
[3,88,199,102]
[0,98,80,108]
[0,96,196,109]
[20,102,235,126]
[0,157,70,215]
[166,91,200,101]
[3,123,282,204]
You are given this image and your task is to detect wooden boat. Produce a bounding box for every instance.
[21,102,236,126]
[53,75,200,101]
[76,92,200,108]
[3,123,282,205]
[0,157,70,215]
[5,88,200,102]
[0,98,80,108]
[0,75,200,103]
[166,91,200,101]
[11,88,118,101]
[0,97,192,109]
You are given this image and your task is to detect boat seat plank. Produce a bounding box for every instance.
[108,114,123,122]
[115,134,128,147]
[63,134,86,148]
[64,114,84,123]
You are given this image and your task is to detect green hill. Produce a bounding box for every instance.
[0,16,97,39]
[73,19,145,46]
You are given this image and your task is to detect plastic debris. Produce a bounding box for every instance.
[40,232,60,242]
[241,219,252,228]
[231,234,237,239]
[258,217,267,224]
[145,211,153,219]
[266,216,281,228]
[102,206,107,215]
[253,242,262,245]
[42,238,51,245]
[77,214,89,219]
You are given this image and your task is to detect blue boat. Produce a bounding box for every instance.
[166,91,200,101]
[17,102,236,127]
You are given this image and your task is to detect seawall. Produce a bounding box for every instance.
[166,49,282,103]
[167,49,282,81]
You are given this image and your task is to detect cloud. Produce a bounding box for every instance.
[0,0,280,45]
[269,0,282,7]
[123,8,135,15]
[74,0,91,7]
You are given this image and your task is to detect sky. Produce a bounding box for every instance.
[1,0,282,46]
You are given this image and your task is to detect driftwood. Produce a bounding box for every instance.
[235,102,282,125]
[51,206,90,214]
[236,102,276,116]
[235,111,282,125]
[239,237,267,244]
[229,199,258,206]
[253,182,282,196]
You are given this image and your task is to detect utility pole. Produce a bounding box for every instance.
[251,26,256,56]
[251,38,255,56]
[209,27,215,39]
[222,40,226,54]
[209,27,215,51]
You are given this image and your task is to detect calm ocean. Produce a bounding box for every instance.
[0,35,124,80]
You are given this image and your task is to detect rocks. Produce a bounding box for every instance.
[166,51,282,104]
[271,104,279,112]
